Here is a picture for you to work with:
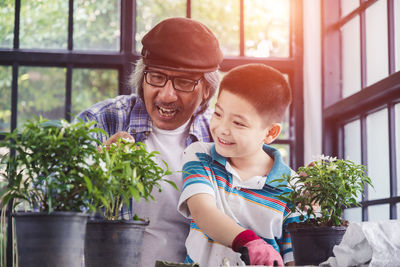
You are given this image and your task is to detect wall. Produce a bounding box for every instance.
[303,0,322,164]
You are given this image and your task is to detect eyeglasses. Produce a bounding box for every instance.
[144,70,203,92]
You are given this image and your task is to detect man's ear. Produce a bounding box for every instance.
[202,84,210,101]
[264,123,282,144]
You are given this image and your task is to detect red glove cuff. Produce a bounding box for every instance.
[232,229,261,252]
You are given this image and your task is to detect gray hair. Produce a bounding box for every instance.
[129,59,220,115]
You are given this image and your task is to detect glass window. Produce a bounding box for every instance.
[278,109,290,139]
[398,203,400,218]
[341,17,361,98]
[244,0,289,57]
[0,66,12,133]
[74,0,121,51]
[18,67,66,128]
[366,108,390,200]
[136,0,186,52]
[396,103,400,196]
[0,146,9,178]
[344,120,361,200]
[278,73,290,139]
[72,68,118,116]
[368,204,390,221]
[343,207,362,222]
[192,0,239,56]
[20,0,68,49]
[395,0,400,72]
[270,144,290,165]
[341,0,359,18]
[0,0,14,48]
[365,0,388,86]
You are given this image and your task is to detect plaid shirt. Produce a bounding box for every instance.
[77,94,213,146]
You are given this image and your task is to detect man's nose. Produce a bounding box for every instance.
[158,80,178,102]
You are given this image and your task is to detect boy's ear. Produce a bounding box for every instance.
[264,123,281,144]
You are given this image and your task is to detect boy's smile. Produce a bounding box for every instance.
[210,90,270,162]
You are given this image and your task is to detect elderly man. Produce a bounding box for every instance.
[77,17,223,266]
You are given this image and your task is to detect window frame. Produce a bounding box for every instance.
[0,1,304,265]
[321,0,400,222]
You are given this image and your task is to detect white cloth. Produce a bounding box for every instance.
[133,121,191,267]
[321,220,400,267]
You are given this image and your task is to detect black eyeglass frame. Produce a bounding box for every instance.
[143,70,203,92]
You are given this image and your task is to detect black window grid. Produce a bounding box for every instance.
[322,0,400,221]
[0,1,304,265]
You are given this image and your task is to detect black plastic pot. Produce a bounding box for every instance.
[13,211,88,267]
[85,219,149,267]
[288,225,347,266]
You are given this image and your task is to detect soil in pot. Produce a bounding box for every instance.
[85,219,149,267]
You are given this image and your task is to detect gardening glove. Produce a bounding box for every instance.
[232,229,284,266]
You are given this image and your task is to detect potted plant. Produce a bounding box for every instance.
[84,138,175,267]
[274,155,373,266]
[0,117,103,267]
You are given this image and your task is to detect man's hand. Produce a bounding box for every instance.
[232,230,284,266]
[99,131,135,151]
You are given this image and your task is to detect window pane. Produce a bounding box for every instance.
[341,17,361,98]
[395,0,400,72]
[344,120,361,201]
[278,109,290,139]
[366,108,390,200]
[365,0,388,86]
[343,207,362,222]
[18,67,65,128]
[270,144,290,165]
[74,0,120,51]
[192,0,239,56]
[396,103,400,196]
[0,66,12,133]
[244,0,289,57]
[344,120,361,164]
[398,203,400,219]
[368,204,389,221]
[72,68,118,116]
[341,0,359,18]
[278,73,290,139]
[20,0,68,49]
[136,0,186,52]
[0,0,14,48]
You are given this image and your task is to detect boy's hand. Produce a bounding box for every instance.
[232,230,283,266]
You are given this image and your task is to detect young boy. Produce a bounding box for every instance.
[177,63,298,266]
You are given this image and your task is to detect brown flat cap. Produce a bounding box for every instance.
[141,17,223,73]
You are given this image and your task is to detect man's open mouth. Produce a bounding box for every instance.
[157,106,178,117]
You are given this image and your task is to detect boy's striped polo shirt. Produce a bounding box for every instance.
[177,141,299,266]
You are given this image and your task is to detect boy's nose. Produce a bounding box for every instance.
[158,80,178,102]
[219,120,231,135]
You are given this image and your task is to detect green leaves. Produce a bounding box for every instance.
[0,116,176,220]
[275,155,373,226]
[85,138,175,221]
[0,116,102,212]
